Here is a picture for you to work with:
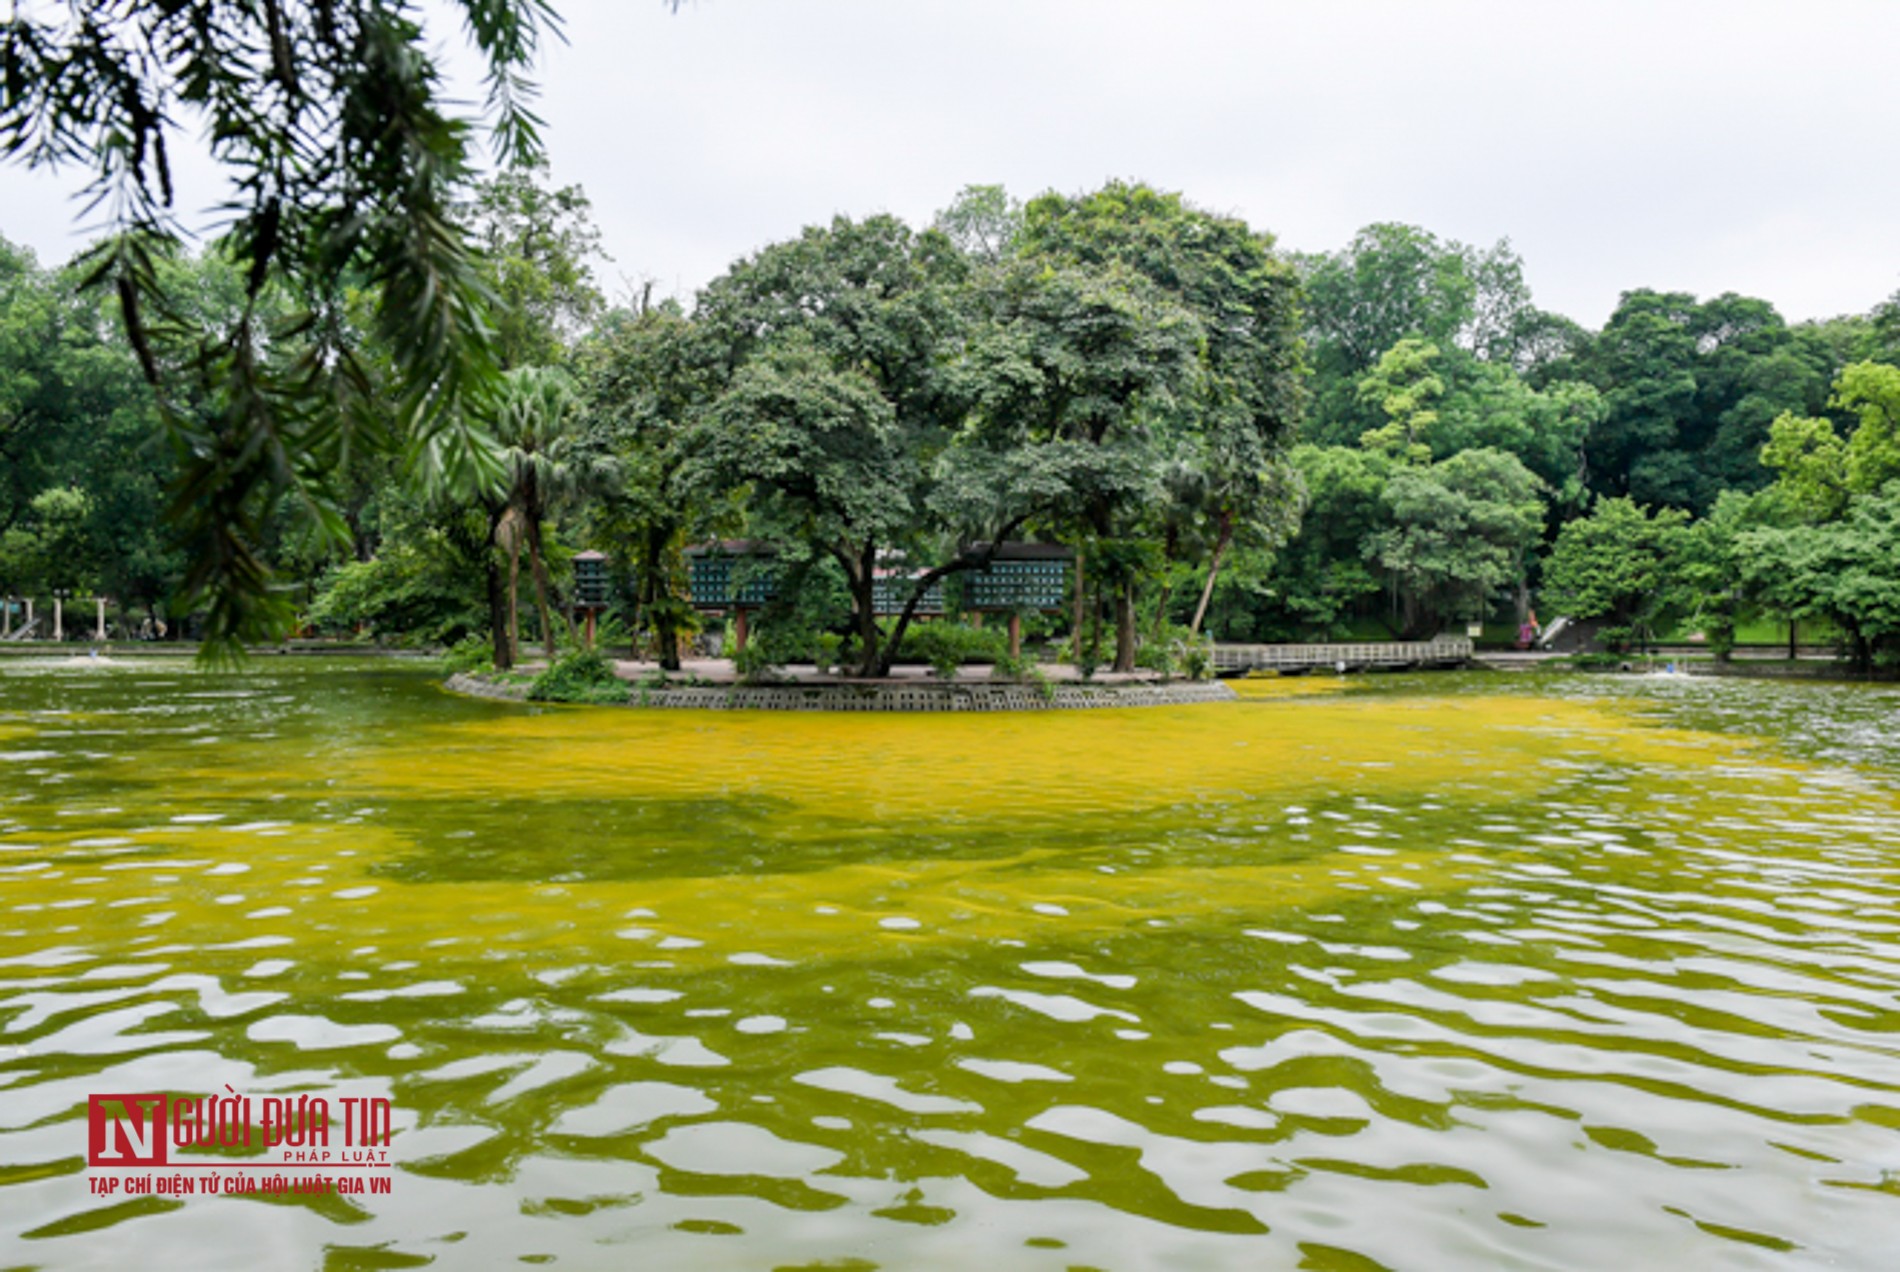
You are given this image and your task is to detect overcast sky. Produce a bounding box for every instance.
[5,0,1898,328]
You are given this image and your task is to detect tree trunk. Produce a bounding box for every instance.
[658,621,681,672]
[505,530,522,666]
[526,518,558,661]
[1070,553,1087,663]
[1789,619,1798,661]
[851,539,881,678]
[1088,580,1104,666]
[487,551,511,671]
[1189,519,1233,635]
[481,503,512,670]
[1113,574,1138,673]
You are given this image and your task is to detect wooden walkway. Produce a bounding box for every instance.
[1213,638,1473,674]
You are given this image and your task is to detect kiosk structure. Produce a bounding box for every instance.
[963,543,1074,657]
[873,564,944,618]
[686,542,781,652]
[572,551,610,648]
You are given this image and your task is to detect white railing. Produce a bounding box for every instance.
[1211,638,1472,671]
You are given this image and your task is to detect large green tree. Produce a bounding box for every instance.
[1760,361,1900,522]
[1015,181,1304,669]
[1367,448,1545,638]
[1575,290,1834,513]
[1540,496,1691,641]
[1299,224,1573,447]
[577,301,729,671]
[692,214,976,676]
[1737,486,1900,670]
[1,0,560,651]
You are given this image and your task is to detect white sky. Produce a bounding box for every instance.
[4,0,1898,328]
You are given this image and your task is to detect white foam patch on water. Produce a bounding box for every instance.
[247,1013,400,1050]
[956,1058,1072,1084]
[606,1026,728,1068]
[488,1050,595,1104]
[794,1066,979,1114]
[736,1015,787,1034]
[729,952,793,966]
[1431,961,1560,986]
[647,1121,843,1177]
[594,987,683,1004]
[1020,960,1137,990]
[879,917,922,931]
[1192,1104,1279,1130]
[550,1081,716,1136]
[340,981,464,1002]
[912,1128,1087,1188]
[969,986,1139,1024]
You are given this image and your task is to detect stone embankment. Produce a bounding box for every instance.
[445,673,1236,711]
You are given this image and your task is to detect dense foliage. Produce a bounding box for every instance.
[6,161,1900,669]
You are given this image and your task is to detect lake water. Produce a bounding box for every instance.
[1,661,1896,1269]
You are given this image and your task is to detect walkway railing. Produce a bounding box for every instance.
[1212,638,1472,673]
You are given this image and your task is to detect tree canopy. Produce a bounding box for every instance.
[1,0,560,651]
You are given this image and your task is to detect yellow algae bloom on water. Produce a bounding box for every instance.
[2,661,1898,1270]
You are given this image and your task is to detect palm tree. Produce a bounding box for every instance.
[494,367,617,661]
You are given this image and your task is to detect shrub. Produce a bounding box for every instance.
[733,641,780,684]
[1180,640,1213,681]
[897,622,1005,673]
[1135,640,1177,676]
[990,650,1031,681]
[1596,625,1634,654]
[527,650,628,704]
[441,633,493,674]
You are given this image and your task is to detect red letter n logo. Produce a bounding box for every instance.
[88,1094,169,1166]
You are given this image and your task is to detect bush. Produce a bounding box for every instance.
[306,551,483,646]
[1075,638,1101,680]
[812,631,842,672]
[896,622,1005,673]
[1135,640,1177,676]
[733,640,780,684]
[527,650,628,704]
[1596,625,1634,653]
[441,633,494,674]
[1181,640,1213,681]
[990,650,1031,681]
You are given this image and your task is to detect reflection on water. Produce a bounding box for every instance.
[1,661,1897,1269]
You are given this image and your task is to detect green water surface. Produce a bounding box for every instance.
[0,661,1896,1270]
